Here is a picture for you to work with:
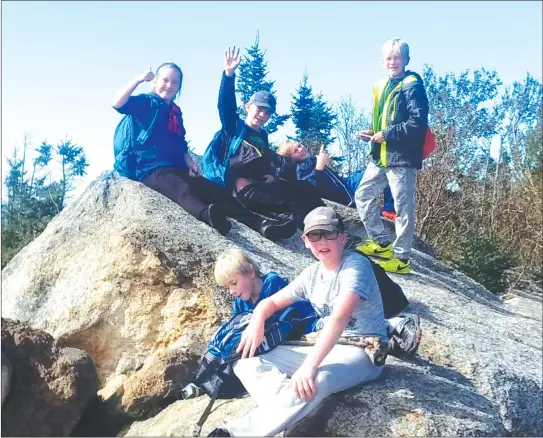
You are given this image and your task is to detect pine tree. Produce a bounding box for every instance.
[236,32,289,135]
[290,72,337,155]
[1,136,89,267]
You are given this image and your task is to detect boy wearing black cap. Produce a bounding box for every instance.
[202,47,325,237]
[208,206,421,437]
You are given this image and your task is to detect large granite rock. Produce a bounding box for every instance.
[1,318,98,436]
[2,171,542,436]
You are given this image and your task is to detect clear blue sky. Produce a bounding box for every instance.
[2,1,542,198]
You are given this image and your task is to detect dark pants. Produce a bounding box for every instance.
[236,180,325,230]
[142,167,263,229]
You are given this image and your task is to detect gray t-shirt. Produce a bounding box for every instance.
[283,251,387,340]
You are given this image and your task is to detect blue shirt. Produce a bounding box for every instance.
[232,272,316,321]
[115,93,189,180]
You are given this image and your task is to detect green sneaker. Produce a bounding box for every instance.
[356,239,393,259]
[377,257,411,274]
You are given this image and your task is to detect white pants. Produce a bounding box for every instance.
[225,344,384,436]
[355,162,417,259]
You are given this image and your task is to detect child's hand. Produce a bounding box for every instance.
[371,131,385,144]
[315,145,331,171]
[237,318,264,359]
[356,130,373,142]
[290,364,317,401]
[138,66,155,83]
[188,162,201,178]
[224,46,241,77]
[261,174,274,183]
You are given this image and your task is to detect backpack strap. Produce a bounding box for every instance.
[135,97,160,146]
[192,385,221,437]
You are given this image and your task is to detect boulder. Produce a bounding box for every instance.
[1,318,98,436]
[2,171,542,436]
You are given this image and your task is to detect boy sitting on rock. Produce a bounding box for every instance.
[209,209,421,436]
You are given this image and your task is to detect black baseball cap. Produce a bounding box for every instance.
[248,91,276,114]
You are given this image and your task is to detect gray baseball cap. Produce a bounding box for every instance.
[303,207,344,235]
[248,91,276,113]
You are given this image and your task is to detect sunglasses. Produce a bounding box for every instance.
[305,230,340,242]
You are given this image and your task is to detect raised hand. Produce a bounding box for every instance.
[224,46,241,77]
[138,66,155,83]
[315,144,331,171]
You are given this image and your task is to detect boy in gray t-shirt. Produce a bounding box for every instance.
[209,206,401,437]
[282,250,387,339]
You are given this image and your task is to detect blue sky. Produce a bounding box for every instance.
[2,1,542,198]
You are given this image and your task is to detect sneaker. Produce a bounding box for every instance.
[377,257,411,274]
[260,218,297,241]
[381,210,397,222]
[356,239,393,259]
[203,204,232,236]
[389,313,422,358]
[207,427,230,437]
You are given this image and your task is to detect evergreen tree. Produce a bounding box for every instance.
[290,72,337,155]
[1,135,89,267]
[236,32,289,135]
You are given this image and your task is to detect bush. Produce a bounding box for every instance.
[448,229,515,293]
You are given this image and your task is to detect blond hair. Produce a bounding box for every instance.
[214,247,261,287]
[277,139,300,157]
[381,39,410,61]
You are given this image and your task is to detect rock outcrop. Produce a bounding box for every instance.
[2,171,542,436]
[1,318,98,436]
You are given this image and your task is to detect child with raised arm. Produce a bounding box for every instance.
[276,140,397,220]
[112,63,257,236]
[354,39,429,273]
[208,206,416,437]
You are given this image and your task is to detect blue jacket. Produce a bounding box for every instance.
[113,93,189,181]
[274,155,363,207]
[202,73,273,190]
[233,273,317,331]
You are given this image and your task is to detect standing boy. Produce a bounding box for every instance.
[355,39,429,274]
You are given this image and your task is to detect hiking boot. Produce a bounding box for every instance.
[389,313,422,358]
[259,218,297,241]
[356,239,393,259]
[200,204,232,236]
[207,427,230,437]
[377,257,411,274]
[381,210,397,222]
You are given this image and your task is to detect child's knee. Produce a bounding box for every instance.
[314,369,335,393]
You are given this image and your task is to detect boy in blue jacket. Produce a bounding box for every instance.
[214,247,316,326]
[355,39,429,274]
[203,47,325,236]
[275,140,396,219]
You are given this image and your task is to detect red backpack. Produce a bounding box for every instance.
[423,127,436,159]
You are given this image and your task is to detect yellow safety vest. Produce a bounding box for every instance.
[372,75,418,166]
